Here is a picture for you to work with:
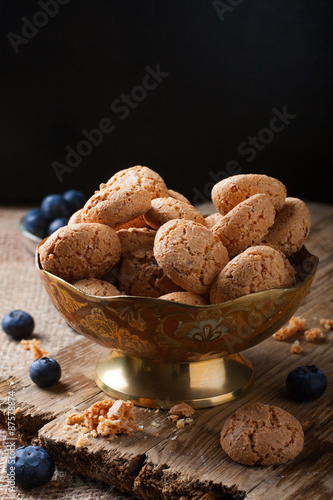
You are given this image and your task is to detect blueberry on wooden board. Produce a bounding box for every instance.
[286,365,327,401]
[29,357,61,387]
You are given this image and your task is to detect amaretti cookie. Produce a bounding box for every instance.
[81,184,151,228]
[205,212,223,230]
[39,223,121,282]
[73,278,124,297]
[68,208,83,225]
[117,227,156,256]
[210,245,296,303]
[211,194,276,257]
[212,174,286,215]
[144,197,205,229]
[159,291,208,305]
[154,219,229,295]
[220,402,304,465]
[167,189,191,204]
[115,215,149,230]
[261,197,311,256]
[105,165,169,199]
[119,249,182,298]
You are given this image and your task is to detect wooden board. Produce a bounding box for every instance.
[1,215,333,500]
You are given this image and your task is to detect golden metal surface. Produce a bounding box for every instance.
[36,245,318,409]
[94,351,254,409]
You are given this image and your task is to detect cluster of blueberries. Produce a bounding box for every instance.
[1,309,328,489]
[23,190,86,238]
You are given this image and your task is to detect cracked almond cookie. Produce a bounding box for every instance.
[117,227,156,256]
[119,249,182,298]
[212,173,286,215]
[73,278,124,297]
[81,184,151,228]
[104,165,169,199]
[260,197,311,256]
[210,245,296,303]
[154,219,229,295]
[167,189,191,204]
[220,402,304,465]
[144,197,205,229]
[39,223,121,282]
[211,193,276,257]
[159,291,208,305]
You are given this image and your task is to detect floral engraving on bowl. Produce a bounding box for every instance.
[107,303,146,331]
[175,313,229,342]
[50,283,88,313]
[79,307,153,356]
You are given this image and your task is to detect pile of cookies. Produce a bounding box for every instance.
[39,166,311,305]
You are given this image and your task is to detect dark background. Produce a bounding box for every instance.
[0,0,332,206]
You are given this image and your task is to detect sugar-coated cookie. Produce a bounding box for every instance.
[261,197,311,256]
[105,165,169,199]
[159,291,208,305]
[220,402,304,465]
[119,249,182,298]
[167,189,191,204]
[210,245,296,303]
[211,194,275,257]
[39,223,121,282]
[81,184,151,228]
[144,197,205,229]
[117,227,156,256]
[154,219,229,295]
[68,208,83,225]
[73,278,124,297]
[212,174,286,215]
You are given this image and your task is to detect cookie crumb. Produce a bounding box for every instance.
[14,407,21,415]
[66,399,138,437]
[320,318,333,330]
[290,340,303,354]
[176,419,185,429]
[20,339,49,359]
[273,316,306,340]
[67,391,74,396]
[76,433,90,447]
[304,328,323,342]
[169,402,194,418]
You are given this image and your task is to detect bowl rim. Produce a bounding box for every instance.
[19,216,43,244]
[35,242,319,310]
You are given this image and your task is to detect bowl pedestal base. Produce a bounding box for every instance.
[94,351,254,409]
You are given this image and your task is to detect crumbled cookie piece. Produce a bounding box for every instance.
[304,328,323,342]
[14,407,21,415]
[66,399,138,437]
[76,433,91,448]
[320,318,333,330]
[176,419,185,429]
[20,339,49,359]
[273,316,306,340]
[169,402,194,418]
[290,340,303,354]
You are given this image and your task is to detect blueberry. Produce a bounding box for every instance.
[7,445,54,489]
[2,311,34,340]
[29,357,61,387]
[286,365,327,401]
[63,189,86,212]
[47,217,68,235]
[23,208,48,238]
[40,194,71,220]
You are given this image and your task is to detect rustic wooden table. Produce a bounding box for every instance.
[0,203,332,500]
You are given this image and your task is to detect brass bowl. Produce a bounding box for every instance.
[36,245,318,409]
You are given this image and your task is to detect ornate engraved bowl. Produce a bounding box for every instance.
[36,245,318,409]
